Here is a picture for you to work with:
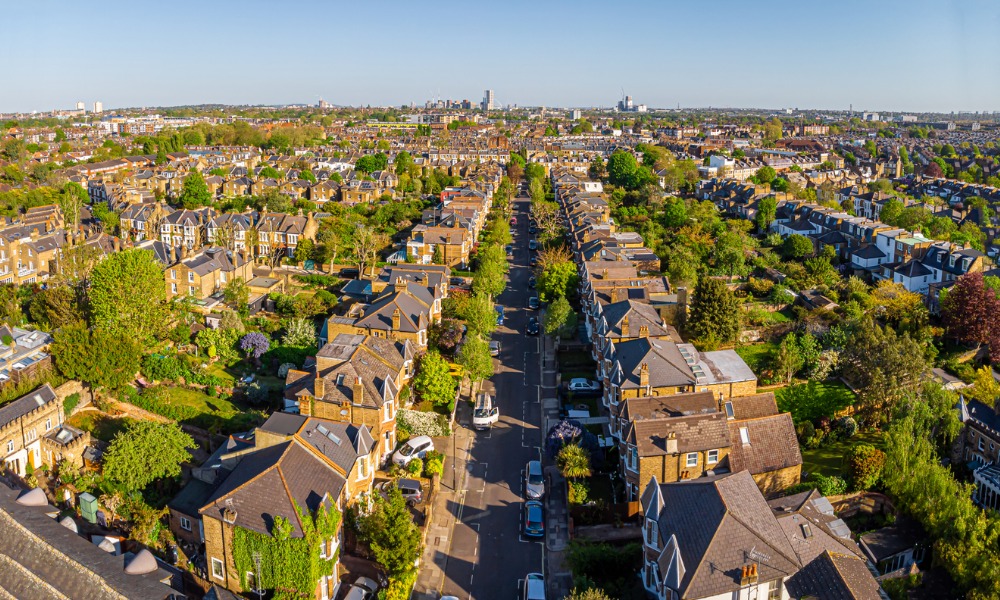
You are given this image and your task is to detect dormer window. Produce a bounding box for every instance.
[950,255,957,267]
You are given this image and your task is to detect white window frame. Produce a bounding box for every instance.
[357,456,368,480]
[740,427,750,445]
[188,272,194,283]
[708,449,719,464]
[685,453,697,468]
[44,418,51,432]
[211,557,225,580]
[6,440,12,453]
[179,516,192,531]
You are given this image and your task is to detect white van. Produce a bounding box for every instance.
[472,393,499,430]
[522,573,545,600]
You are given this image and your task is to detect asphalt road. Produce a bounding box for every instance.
[441,195,546,599]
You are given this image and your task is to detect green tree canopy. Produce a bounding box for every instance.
[359,483,423,577]
[687,277,741,345]
[103,420,195,492]
[89,249,167,342]
[457,333,494,392]
[52,322,142,391]
[606,151,638,188]
[413,351,456,408]
[179,171,213,209]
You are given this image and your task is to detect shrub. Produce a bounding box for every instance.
[786,473,848,497]
[423,451,444,477]
[568,480,590,505]
[141,354,186,382]
[795,420,816,444]
[834,416,858,439]
[396,409,451,438]
[406,458,423,475]
[63,392,81,416]
[847,444,886,491]
[745,277,775,298]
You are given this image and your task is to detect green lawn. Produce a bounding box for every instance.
[800,432,885,479]
[67,412,136,443]
[204,361,238,386]
[735,341,778,374]
[155,386,264,434]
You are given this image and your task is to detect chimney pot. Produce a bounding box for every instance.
[639,362,649,389]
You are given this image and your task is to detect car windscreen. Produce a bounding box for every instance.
[528,472,543,485]
[399,443,416,457]
[474,408,490,418]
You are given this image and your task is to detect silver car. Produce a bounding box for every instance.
[525,460,545,499]
[344,576,378,600]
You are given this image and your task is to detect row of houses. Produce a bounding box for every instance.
[549,167,890,600]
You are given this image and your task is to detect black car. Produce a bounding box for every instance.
[526,317,540,335]
[528,276,537,289]
[450,277,465,286]
[528,226,537,234]
[529,256,538,267]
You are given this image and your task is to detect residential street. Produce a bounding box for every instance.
[416,195,549,599]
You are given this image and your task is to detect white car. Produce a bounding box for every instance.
[522,573,545,600]
[566,378,601,392]
[392,435,434,467]
[525,460,545,499]
[473,393,499,430]
[489,340,501,357]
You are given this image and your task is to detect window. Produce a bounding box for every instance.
[357,456,368,480]
[171,283,177,294]
[179,516,192,531]
[170,269,177,280]
[220,272,227,283]
[188,286,195,296]
[6,441,12,453]
[686,453,698,468]
[211,557,225,580]
[724,401,734,419]
[950,255,957,267]
[628,446,638,471]
[188,272,194,283]
[384,401,392,422]
[707,449,719,464]
[26,429,36,442]
[645,518,658,548]
[767,579,782,600]
[44,418,51,432]
[739,427,750,445]
[980,438,985,452]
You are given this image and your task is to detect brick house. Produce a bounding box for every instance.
[0,384,88,477]
[165,247,255,300]
[323,279,441,348]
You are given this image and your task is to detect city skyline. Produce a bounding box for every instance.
[2,0,999,113]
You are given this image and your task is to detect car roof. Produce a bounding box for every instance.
[525,573,545,599]
[397,477,421,488]
[569,378,588,384]
[407,435,432,445]
[527,460,542,473]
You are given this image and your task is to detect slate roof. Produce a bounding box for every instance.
[642,471,801,599]
[608,338,694,390]
[728,393,779,420]
[626,413,729,456]
[785,551,884,600]
[298,418,375,474]
[597,300,671,339]
[0,485,176,599]
[200,440,346,537]
[619,391,718,421]
[726,414,802,475]
[0,384,57,429]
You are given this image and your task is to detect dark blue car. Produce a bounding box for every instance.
[495,305,505,325]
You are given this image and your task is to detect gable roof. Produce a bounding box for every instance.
[785,551,883,600]
[726,414,802,476]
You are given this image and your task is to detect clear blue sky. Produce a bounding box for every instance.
[3,0,999,114]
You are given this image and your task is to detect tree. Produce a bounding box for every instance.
[567,589,613,600]
[413,351,456,408]
[52,322,141,391]
[878,198,905,226]
[687,278,741,345]
[394,150,412,175]
[544,296,577,339]
[755,196,777,232]
[355,153,388,174]
[282,318,316,348]
[353,227,387,278]
[223,276,250,316]
[457,334,493,394]
[847,444,885,491]
[457,293,496,338]
[782,234,814,259]
[28,285,83,329]
[941,272,1000,356]
[537,251,578,302]
[754,165,777,184]
[179,171,212,209]
[763,118,783,142]
[606,151,638,188]
[103,420,195,493]
[557,444,591,479]
[240,332,270,359]
[360,484,423,577]
[840,320,927,427]
[774,333,804,383]
[89,249,166,342]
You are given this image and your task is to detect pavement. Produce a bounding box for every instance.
[413,194,556,600]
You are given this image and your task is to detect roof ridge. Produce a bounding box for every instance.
[276,442,305,531]
[292,432,349,477]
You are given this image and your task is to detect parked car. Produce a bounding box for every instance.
[527,297,540,310]
[344,577,379,600]
[528,276,537,289]
[525,460,545,499]
[562,378,602,396]
[528,225,537,234]
[489,340,501,356]
[495,305,505,325]
[473,393,500,430]
[522,573,545,600]
[376,478,423,505]
[510,216,518,225]
[392,435,434,467]
[522,501,545,538]
[339,267,360,278]
[528,239,538,251]
[450,277,465,286]
[526,317,540,336]
[529,256,538,267]
[505,244,514,256]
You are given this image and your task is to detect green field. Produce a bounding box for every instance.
[154,385,265,434]
[775,380,857,424]
[800,431,885,479]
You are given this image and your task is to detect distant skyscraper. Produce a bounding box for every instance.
[482,89,494,112]
[570,109,582,121]
[317,98,330,109]
[75,101,85,111]
[93,101,103,114]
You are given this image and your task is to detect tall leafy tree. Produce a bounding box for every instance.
[52,323,141,391]
[544,296,577,339]
[686,277,741,345]
[179,170,212,209]
[103,421,195,492]
[941,272,1000,357]
[606,151,638,187]
[755,196,777,232]
[89,249,166,342]
[413,351,456,407]
[457,333,494,395]
[29,285,84,329]
[360,484,423,577]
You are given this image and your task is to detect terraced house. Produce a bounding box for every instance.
[165,246,255,300]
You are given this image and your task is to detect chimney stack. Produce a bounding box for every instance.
[620,315,630,337]
[639,362,649,389]
[639,325,649,338]
[314,377,325,400]
[611,286,622,303]
[602,268,608,280]
[666,432,678,454]
[392,307,401,331]
[353,376,364,405]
